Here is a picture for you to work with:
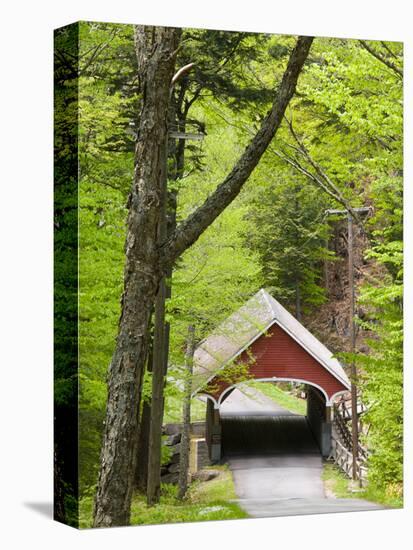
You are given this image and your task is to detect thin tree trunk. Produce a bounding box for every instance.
[135,400,151,492]
[146,81,169,504]
[146,66,192,506]
[295,280,302,322]
[135,333,153,492]
[137,188,178,504]
[146,278,168,505]
[178,325,196,500]
[93,26,181,528]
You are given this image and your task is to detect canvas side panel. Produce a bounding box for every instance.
[54,22,80,528]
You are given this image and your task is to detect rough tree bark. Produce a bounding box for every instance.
[94,30,313,528]
[93,25,182,528]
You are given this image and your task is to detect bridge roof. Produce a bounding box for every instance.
[192,288,350,393]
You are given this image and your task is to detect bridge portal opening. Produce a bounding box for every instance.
[193,290,350,464]
[204,380,332,461]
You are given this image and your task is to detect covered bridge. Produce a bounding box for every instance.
[192,289,350,460]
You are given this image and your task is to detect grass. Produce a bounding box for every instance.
[79,465,247,528]
[361,483,403,509]
[248,381,307,415]
[164,380,306,424]
[322,463,355,499]
[322,463,403,508]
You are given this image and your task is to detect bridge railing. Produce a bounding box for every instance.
[333,401,368,461]
[331,399,369,485]
[330,436,368,485]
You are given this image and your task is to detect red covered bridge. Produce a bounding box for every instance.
[192,289,350,460]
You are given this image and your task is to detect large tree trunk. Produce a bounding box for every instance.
[93,26,181,528]
[94,30,312,528]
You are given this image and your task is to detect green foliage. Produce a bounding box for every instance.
[129,477,248,526]
[322,463,403,508]
[248,382,307,415]
[205,358,254,397]
[361,482,403,509]
[168,111,263,365]
[280,36,404,498]
[78,178,126,493]
[54,23,82,523]
[246,170,332,313]
[357,274,403,491]
[353,68,403,494]
[74,23,403,508]
[77,24,133,493]
[322,463,355,499]
[163,394,206,424]
[178,29,274,108]
[79,466,247,528]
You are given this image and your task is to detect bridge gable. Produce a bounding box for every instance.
[203,322,348,404]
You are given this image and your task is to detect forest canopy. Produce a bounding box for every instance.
[55,22,403,526]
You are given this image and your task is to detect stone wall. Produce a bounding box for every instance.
[161,422,210,484]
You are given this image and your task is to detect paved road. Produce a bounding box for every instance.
[220,385,385,518]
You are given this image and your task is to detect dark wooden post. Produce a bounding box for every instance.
[178,325,196,500]
[324,236,329,293]
[325,206,371,481]
[205,399,222,462]
[348,213,359,481]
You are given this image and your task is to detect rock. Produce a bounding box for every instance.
[170,452,180,465]
[163,423,181,435]
[167,444,181,464]
[192,470,219,482]
[160,472,179,484]
[190,421,206,437]
[168,462,181,474]
[166,432,181,446]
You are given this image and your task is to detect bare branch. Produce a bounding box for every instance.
[171,62,195,87]
[80,28,119,74]
[380,41,399,60]
[359,40,403,79]
[269,146,344,205]
[284,118,365,227]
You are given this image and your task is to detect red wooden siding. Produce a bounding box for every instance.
[205,323,347,403]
